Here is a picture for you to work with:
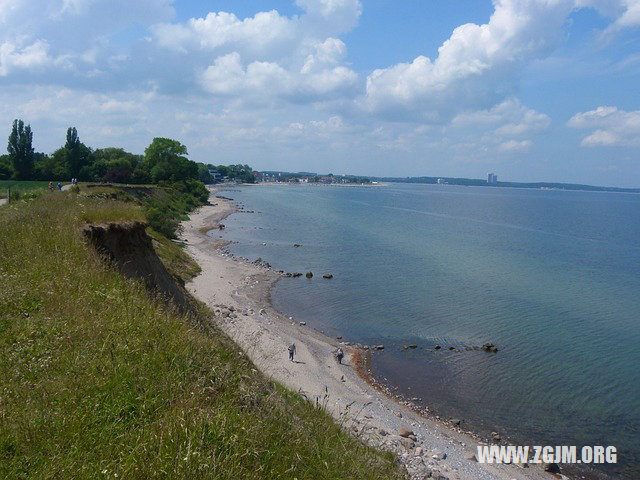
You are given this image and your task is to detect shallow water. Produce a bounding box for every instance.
[217,183,640,476]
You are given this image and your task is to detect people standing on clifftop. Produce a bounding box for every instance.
[288,343,296,362]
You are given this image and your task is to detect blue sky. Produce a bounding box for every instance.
[1,0,639,186]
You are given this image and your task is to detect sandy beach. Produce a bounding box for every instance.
[183,187,557,480]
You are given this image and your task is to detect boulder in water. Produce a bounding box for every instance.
[481,343,498,352]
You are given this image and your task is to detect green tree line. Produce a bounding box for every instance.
[0,119,219,185]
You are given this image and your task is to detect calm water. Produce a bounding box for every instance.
[216,183,640,476]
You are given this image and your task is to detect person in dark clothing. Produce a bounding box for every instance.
[288,343,296,362]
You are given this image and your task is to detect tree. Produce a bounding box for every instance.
[64,127,91,177]
[197,163,213,184]
[144,137,197,182]
[0,154,13,180]
[7,119,34,180]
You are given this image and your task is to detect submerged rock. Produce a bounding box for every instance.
[322,273,333,279]
[305,271,313,278]
[481,343,498,352]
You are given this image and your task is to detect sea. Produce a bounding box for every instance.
[213,183,640,477]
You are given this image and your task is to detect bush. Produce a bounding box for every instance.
[146,206,182,239]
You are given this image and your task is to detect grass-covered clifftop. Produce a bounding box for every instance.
[0,191,402,479]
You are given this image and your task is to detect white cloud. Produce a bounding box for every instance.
[359,0,640,122]
[499,139,533,151]
[0,40,51,76]
[577,0,640,36]
[568,106,640,146]
[360,0,578,121]
[199,52,356,103]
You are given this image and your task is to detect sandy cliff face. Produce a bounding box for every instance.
[83,221,192,313]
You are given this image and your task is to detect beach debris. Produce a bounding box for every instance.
[448,346,455,350]
[434,345,441,350]
[322,273,333,279]
[336,336,342,340]
[481,343,498,352]
[292,272,303,277]
[293,243,302,247]
[403,344,418,350]
[491,431,501,442]
[259,308,266,315]
[450,418,461,426]
[372,344,385,350]
[299,321,306,326]
[306,271,313,278]
[218,224,225,230]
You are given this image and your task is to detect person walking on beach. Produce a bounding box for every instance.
[336,347,344,364]
[288,343,296,362]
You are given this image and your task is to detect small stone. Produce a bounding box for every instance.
[306,271,313,278]
[299,321,306,326]
[434,345,441,350]
[322,273,333,279]
[398,427,414,438]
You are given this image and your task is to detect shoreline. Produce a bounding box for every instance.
[182,187,559,480]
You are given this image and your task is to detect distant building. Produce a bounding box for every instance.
[487,173,498,184]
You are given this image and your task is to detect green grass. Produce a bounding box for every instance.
[0,193,403,480]
[0,180,54,199]
[148,228,201,284]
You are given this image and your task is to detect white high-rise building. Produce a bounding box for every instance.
[487,173,498,184]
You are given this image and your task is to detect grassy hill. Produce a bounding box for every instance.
[0,191,402,479]
[0,180,54,199]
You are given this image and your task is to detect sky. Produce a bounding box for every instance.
[1,1,639,186]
